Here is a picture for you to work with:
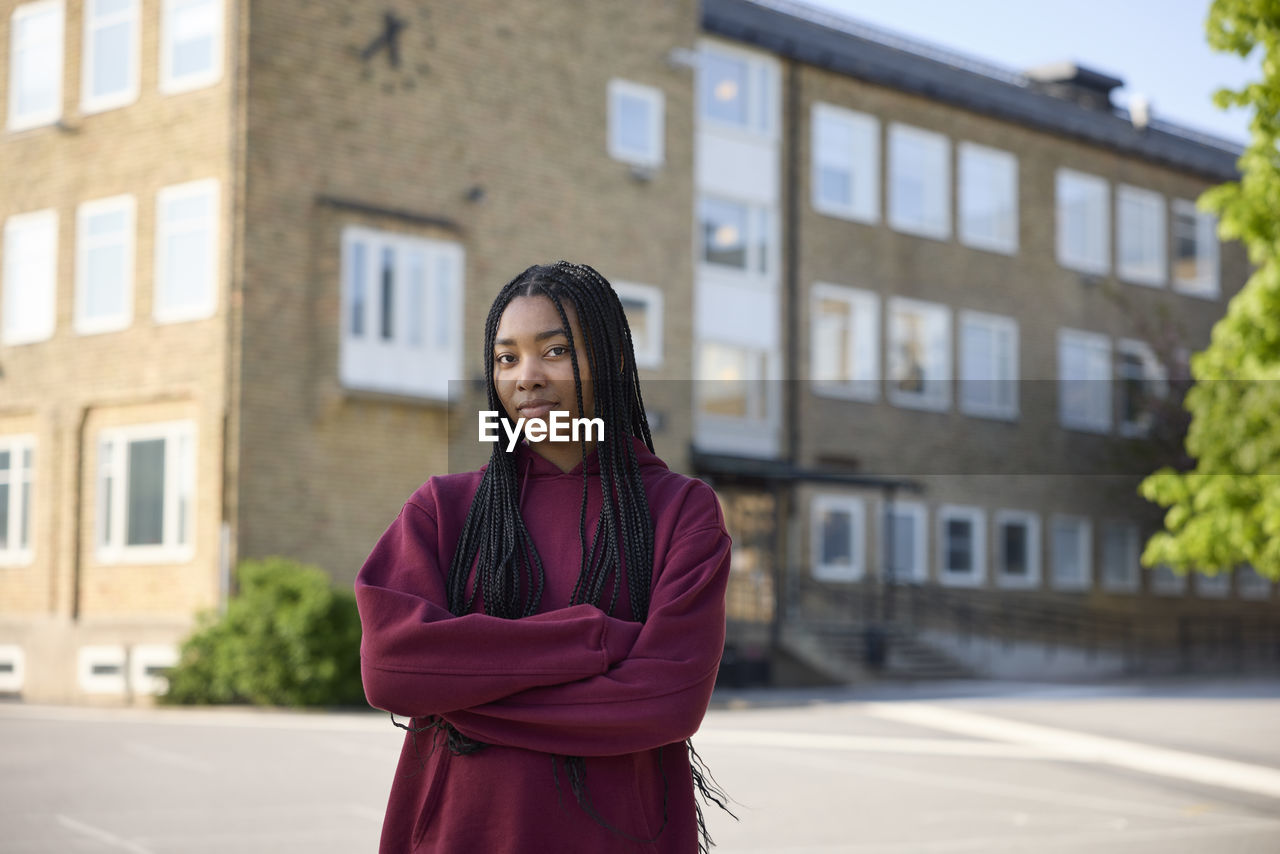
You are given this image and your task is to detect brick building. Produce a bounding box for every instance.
[0,0,1273,703]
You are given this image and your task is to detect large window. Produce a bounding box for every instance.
[811,283,878,401]
[888,123,950,240]
[1172,199,1220,298]
[811,104,879,224]
[698,43,776,136]
[887,297,950,411]
[882,501,927,584]
[811,494,866,582]
[1100,521,1139,593]
[696,341,769,421]
[1056,168,1109,275]
[160,0,223,94]
[2,209,58,345]
[995,510,1040,588]
[698,196,772,276]
[0,436,35,567]
[97,422,195,563]
[1058,328,1111,433]
[155,179,219,323]
[1050,515,1091,591]
[608,79,663,168]
[8,0,64,131]
[937,505,985,587]
[1116,185,1166,286]
[1237,565,1272,601]
[959,311,1018,420]
[612,281,663,369]
[76,194,135,334]
[1116,339,1167,437]
[82,0,139,113]
[958,142,1017,254]
[1149,564,1186,596]
[340,227,464,400]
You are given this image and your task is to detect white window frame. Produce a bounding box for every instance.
[7,0,65,132]
[1056,168,1110,275]
[1236,565,1272,601]
[958,141,1018,255]
[160,0,223,94]
[340,227,465,401]
[78,645,126,694]
[1193,570,1230,599]
[0,435,36,567]
[1149,564,1186,597]
[1049,514,1092,592]
[2,209,59,346]
[81,0,140,114]
[154,178,219,323]
[130,644,179,695]
[958,310,1018,420]
[811,103,879,224]
[697,194,775,279]
[994,510,1041,589]
[607,79,664,168]
[887,297,951,412]
[75,194,135,335]
[1100,521,1140,594]
[1058,328,1112,433]
[1116,185,1167,287]
[96,420,196,565]
[811,283,879,402]
[888,123,951,241]
[612,280,664,369]
[1116,338,1168,438]
[811,493,866,583]
[882,500,928,584]
[1171,199,1220,299]
[697,39,778,139]
[937,504,986,588]
[0,645,24,693]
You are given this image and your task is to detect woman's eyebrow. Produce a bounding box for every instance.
[494,328,568,347]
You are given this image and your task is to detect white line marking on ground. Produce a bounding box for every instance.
[863,702,1280,799]
[56,815,154,854]
[694,729,1057,759]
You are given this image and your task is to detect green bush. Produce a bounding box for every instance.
[161,557,366,707]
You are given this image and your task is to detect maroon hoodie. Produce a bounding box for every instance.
[355,437,732,853]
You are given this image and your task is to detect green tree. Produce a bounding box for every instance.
[1138,0,1280,580]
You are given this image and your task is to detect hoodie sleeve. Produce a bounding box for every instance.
[440,489,732,757]
[356,491,644,717]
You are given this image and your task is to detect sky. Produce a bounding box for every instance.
[791,0,1259,146]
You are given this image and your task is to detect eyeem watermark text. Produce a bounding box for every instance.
[479,410,604,452]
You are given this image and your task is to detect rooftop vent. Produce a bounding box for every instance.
[1025,61,1124,112]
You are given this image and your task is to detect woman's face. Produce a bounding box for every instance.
[493,294,595,436]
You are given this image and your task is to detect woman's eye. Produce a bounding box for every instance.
[548,345,569,357]
[495,353,515,365]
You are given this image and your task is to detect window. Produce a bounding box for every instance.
[608,79,663,168]
[698,43,776,136]
[0,646,24,693]
[0,436,35,567]
[160,0,223,93]
[155,179,219,323]
[1116,185,1166,286]
[888,123,950,240]
[340,228,463,400]
[887,297,950,411]
[1172,199,1220,298]
[696,341,768,421]
[82,0,139,113]
[937,505,985,587]
[1050,515,1091,591]
[1237,565,1272,601]
[1116,339,1167,437]
[1150,564,1186,596]
[76,195,135,334]
[1058,329,1111,433]
[959,311,1018,420]
[1193,570,1229,599]
[78,645,126,694]
[958,142,1017,254]
[698,196,772,276]
[2,209,58,345]
[96,421,195,563]
[882,501,927,584]
[1100,521,1139,593]
[811,494,866,582]
[612,281,663,369]
[1056,169,1109,275]
[8,1,64,131]
[130,644,178,695]
[811,104,879,223]
[811,284,878,401]
[995,510,1040,588]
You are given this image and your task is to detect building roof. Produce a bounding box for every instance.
[702,0,1243,181]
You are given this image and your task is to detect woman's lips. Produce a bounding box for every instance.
[518,402,557,420]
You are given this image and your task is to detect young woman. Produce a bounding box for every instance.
[355,261,734,853]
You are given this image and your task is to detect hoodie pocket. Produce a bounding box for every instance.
[410,747,451,849]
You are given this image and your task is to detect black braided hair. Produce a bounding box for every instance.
[396,261,731,852]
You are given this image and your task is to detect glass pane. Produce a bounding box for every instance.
[17,33,59,116]
[891,311,927,394]
[85,243,127,319]
[379,247,395,341]
[1053,522,1080,581]
[19,479,31,549]
[698,343,748,417]
[818,166,852,208]
[172,0,216,77]
[821,509,852,566]
[0,482,9,550]
[92,21,131,97]
[619,296,649,349]
[164,193,210,224]
[436,254,452,346]
[700,52,748,125]
[617,93,650,155]
[349,241,366,336]
[406,250,425,348]
[889,514,915,578]
[97,0,134,16]
[87,208,128,240]
[699,198,748,269]
[176,433,191,546]
[126,439,165,546]
[946,518,972,573]
[813,299,850,383]
[0,450,9,474]
[164,228,210,311]
[1002,523,1027,575]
